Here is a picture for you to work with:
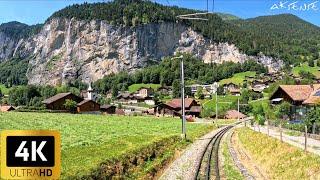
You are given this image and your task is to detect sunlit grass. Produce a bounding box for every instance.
[0,112,214,178]
[237,127,320,179]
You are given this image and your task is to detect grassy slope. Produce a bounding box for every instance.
[237,128,320,179]
[0,112,213,178]
[219,71,256,86]
[0,84,10,95]
[203,95,239,111]
[292,63,320,78]
[128,84,161,93]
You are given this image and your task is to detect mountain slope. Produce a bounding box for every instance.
[48,0,320,64]
[0,0,318,86]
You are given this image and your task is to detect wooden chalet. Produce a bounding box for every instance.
[229,88,241,96]
[117,92,155,105]
[100,105,116,114]
[77,100,100,113]
[157,86,172,95]
[156,98,201,117]
[270,84,320,120]
[136,87,154,98]
[42,93,83,110]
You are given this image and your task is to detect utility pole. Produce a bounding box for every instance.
[171,55,185,140]
[181,56,186,140]
[237,97,240,121]
[213,82,218,122]
[216,91,218,121]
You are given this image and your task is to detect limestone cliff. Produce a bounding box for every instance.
[0,18,283,85]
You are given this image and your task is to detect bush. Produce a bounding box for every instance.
[64,99,77,113]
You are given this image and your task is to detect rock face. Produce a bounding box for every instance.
[0,18,283,85]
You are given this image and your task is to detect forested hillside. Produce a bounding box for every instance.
[0,21,42,39]
[94,54,267,94]
[49,0,320,65]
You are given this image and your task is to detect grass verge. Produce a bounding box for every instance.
[128,83,161,93]
[237,127,320,179]
[0,112,214,179]
[222,132,244,180]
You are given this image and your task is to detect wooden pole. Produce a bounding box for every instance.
[305,125,308,152]
[267,119,270,136]
[280,121,283,142]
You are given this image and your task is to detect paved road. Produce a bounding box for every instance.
[250,125,320,156]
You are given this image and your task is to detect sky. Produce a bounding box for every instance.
[0,0,319,26]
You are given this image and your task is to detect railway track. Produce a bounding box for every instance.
[195,122,242,180]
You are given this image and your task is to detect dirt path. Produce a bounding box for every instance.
[159,128,223,180]
[250,125,320,155]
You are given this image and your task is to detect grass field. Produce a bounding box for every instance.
[292,63,320,78]
[219,71,256,86]
[0,84,10,95]
[202,95,239,112]
[237,128,320,179]
[0,112,214,178]
[128,84,161,93]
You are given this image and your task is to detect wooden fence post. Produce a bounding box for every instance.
[305,125,308,153]
[267,119,270,136]
[280,122,283,142]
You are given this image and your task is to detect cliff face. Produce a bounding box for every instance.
[0,18,283,85]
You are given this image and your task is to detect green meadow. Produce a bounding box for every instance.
[0,112,214,178]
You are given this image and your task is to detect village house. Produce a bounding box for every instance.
[43,92,83,110]
[156,98,201,118]
[135,87,154,98]
[189,84,216,95]
[77,99,100,113]
[270,84,320,120]
[157,86,172,96]
[117,92,155,105]
[0,105,15,112]
[229,88,241,96]
[43,85,101,113]
[100,105,116,114]
[223,83,241,96]
[225,110,247,120]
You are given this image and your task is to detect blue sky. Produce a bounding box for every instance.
[0,0,319,26]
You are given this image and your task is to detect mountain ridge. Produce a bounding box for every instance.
[0,0,318,86]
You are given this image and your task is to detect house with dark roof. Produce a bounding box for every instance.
[117,92,155,105]
[156,98,201,117]
[42,93,83,110]
[100,105,116,114]
[77,99,100,113]
[270,84,320,120]
[43,85,101,113]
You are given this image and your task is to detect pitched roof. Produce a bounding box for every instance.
[100,105,116,109]
[0,105,15,112]
[165,98,196,109]
[303,85,320,105]
[225,110,246,119]
[278,85,313,101]
[77,99,99,106]
[43,93,73,104]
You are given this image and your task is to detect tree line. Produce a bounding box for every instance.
[94,54,267,95]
